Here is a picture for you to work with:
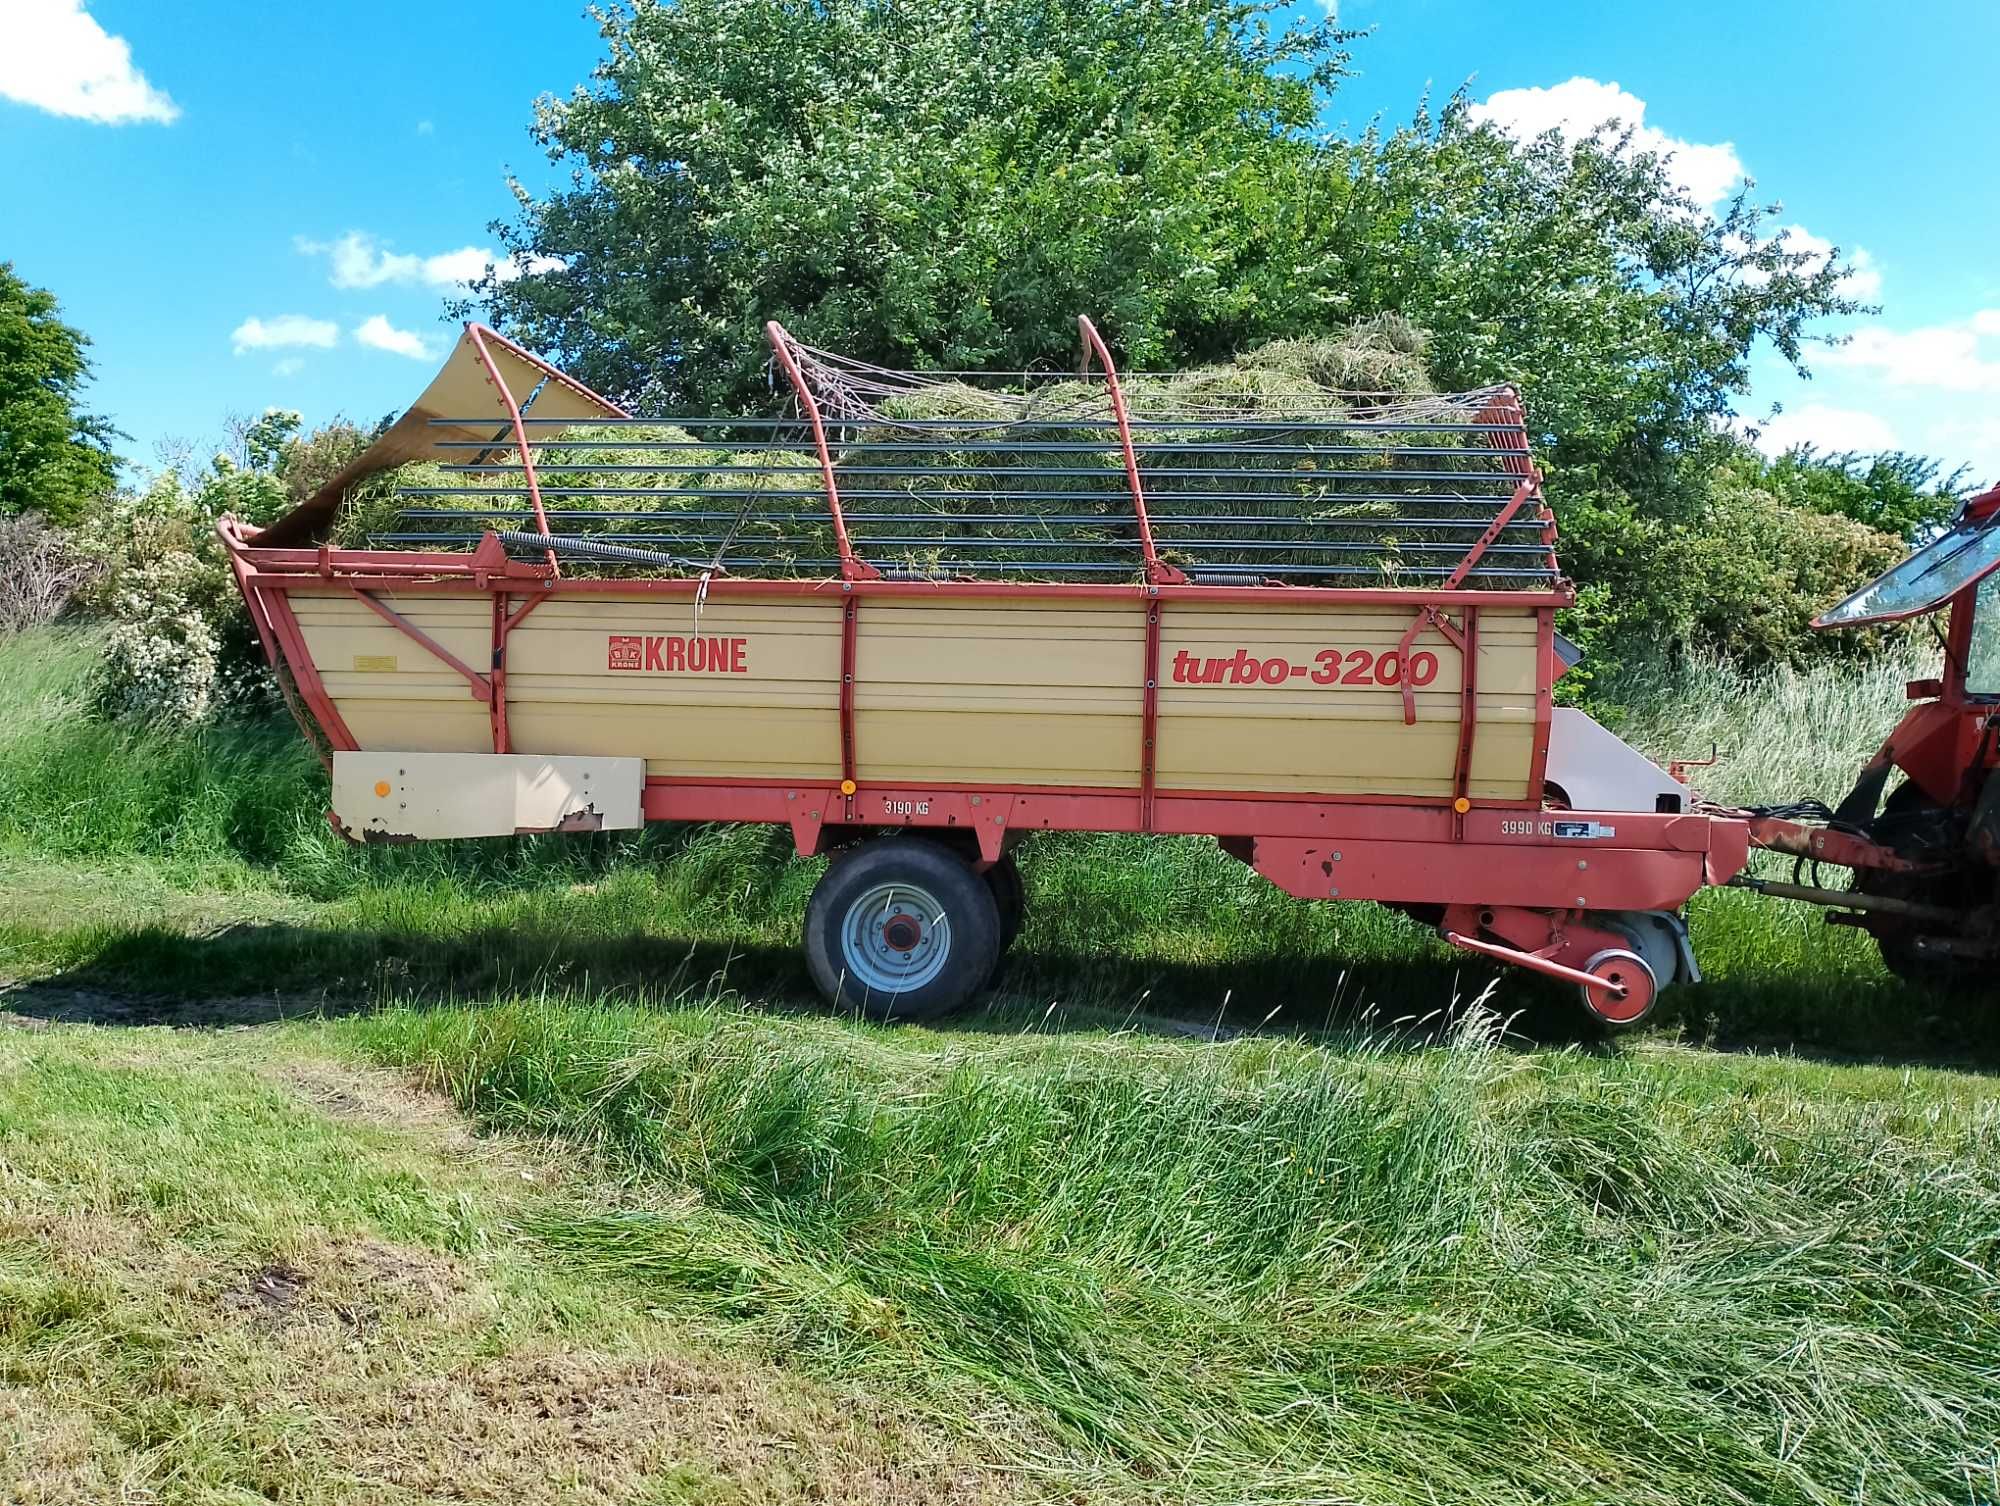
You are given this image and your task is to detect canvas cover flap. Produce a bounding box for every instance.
[252,323,627,548]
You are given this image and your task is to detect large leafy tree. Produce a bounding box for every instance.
[0,263,120,525]
[1327,103,1867,511]
[474,0,1354,410]
[481,3,1859,462]
[476,0,1880,672]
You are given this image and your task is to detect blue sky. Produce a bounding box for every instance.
[3,0,1997,487]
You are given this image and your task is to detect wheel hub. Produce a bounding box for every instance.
[839,881,953,995]
[1578,947,1658,1026]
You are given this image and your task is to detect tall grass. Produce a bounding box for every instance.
[346,997,2000,1504]
[1606,642,1937,809]
[6,624,1998,1497]
[0,625,1984,1049]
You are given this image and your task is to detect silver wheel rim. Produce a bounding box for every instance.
[840,880,953,996]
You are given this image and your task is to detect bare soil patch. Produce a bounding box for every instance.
[332,1348,1011,1506]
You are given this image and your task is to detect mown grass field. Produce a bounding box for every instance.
[3,624,1998,1504]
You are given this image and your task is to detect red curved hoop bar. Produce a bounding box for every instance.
[765,321,879,581]
[1443,387,1540,591]
[465,323,559,576]
[1076,315,1186,587]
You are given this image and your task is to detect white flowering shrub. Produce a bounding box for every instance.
[89,419,310,726]
[98,540,226,724]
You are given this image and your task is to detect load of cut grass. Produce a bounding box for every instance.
[333,424,842,575]
[332,316,1543,588]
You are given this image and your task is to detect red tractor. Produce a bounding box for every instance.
[1731,483,2000,983]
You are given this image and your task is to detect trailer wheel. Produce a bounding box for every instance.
[985,853,1025,955]
[804,838,1001,1022]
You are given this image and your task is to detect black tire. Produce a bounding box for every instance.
[1855,782,1980,990]
[803,837,1001,1022]
[985,853,1025,955]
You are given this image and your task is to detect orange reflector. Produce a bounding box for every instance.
[1452,797,1471,814]
[374,780,392,798]
[839,779,857,796]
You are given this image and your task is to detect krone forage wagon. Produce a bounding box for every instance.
[223,319,1753,1023]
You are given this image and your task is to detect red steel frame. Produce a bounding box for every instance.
[1073,315,1186,589]
[466,324,561,576]
[765,321,882,582]
[220,532,1752,998]
[218,332,1754,1004]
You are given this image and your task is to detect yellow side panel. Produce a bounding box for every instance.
[852,599,1142,786]
[1156,605,1539,800]
[505,596,843,780]
[289,589,1541,801]
[292,594,491,754]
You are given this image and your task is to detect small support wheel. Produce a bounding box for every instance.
[985,853,1025,955]
[1577,947,1658,1030]
[804,837,1001,1022]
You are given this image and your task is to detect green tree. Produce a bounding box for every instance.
[472,1,1880,677]
[0,263,120,525]
[1740,445,1970,540]
[1326,102,1869,512]
[479,4,1858,457]
[472,0,1354,410]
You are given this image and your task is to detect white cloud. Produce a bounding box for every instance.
[0,0,178,124]
[1747,404,1898,458]
[295,232,422,289]
[1820,315,2000,394]
[354,315,436,361]
[230,315,339,354]
[1774,225,1881,301]
[297,231,565,291]
[1468,77,1743,208]
[417,245,567,286]
[272,357,305,378]
[1472,80,1884,315]
[1923,418,2000,489]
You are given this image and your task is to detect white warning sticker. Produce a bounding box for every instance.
[1551,820,1617,840]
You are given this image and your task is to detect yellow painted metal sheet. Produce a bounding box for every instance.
[853,599,1142,786]
[1156,605,1538,800]
[291,589,1541,801]
[507,595,843,780]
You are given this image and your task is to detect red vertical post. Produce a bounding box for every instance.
[1451,608,1481,837]
[465,324,560,577]
[840,593,861,815]
[765,321,879,582]
[490,594,511,755]
[1076,315,1185,587]
[1528,606,1556,804]
[1140,599,1163,832]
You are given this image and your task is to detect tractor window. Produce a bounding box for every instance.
[1967,574,2000,696]
[1817,512,2000,627]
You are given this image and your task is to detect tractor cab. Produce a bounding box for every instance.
[1731,484,2000,983]
[1818,483,2000,654]
[1814,484,2000,814]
